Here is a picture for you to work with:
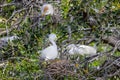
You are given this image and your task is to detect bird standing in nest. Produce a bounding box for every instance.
[38,33,58,61]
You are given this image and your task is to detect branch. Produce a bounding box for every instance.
[0,3,21,7]
[102,36,120,51]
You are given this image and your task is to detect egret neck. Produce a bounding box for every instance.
[50,39,57,47]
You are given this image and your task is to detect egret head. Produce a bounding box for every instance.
[41,4,54,16]
[49,33,57,41]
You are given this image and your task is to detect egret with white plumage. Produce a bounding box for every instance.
[0,36,19,42]
[0,36,19,48]
[38,33,58,61]
[66,44,97,56]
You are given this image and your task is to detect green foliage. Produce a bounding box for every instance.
[0,0,120,79]
[6,0,12,3]
[0,23,6,28]
[61,0,70,19]
[0,58,41,79]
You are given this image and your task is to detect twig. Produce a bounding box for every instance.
[0,3,21,7]
[102,36,120,51]
[7,8,28,22]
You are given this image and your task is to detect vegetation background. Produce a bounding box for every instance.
[0,0,120,80]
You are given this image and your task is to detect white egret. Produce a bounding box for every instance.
[0,36,19,48]
[0,36,19,43]
[66,44,97,56]
[39,33,58,60]
[41,4,54,16]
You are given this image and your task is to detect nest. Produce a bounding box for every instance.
[44,60,81,79]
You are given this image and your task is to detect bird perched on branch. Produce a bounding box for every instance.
[66,44,97,56]
[41,4,54,16]
[38,33,58,61]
